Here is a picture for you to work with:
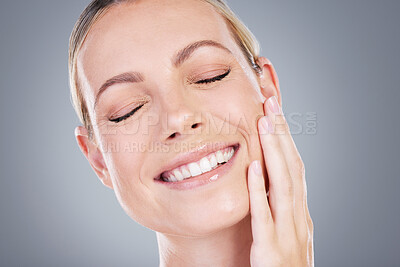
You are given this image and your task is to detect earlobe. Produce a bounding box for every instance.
[74,126,113,189]
[256,57,282,106]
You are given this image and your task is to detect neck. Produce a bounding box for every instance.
[157,214,253,267]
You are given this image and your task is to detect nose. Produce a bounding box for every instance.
[160,93,203,143]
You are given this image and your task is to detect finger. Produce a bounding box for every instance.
[257,114,296,237]
[264,96,309,236]
[248,160,275,247]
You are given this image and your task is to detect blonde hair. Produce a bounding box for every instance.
[68,0,261,139]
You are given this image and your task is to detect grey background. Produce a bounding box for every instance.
[0,0,399,266]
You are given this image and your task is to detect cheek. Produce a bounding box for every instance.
[103,143,157,227]
[203,79,264,139]
[98,121,170,226]
[100,129,149,196]
[202,79,265,173]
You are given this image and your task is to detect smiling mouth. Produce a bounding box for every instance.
[156,144,239,183]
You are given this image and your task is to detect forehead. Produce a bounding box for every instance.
[77,0,241,99]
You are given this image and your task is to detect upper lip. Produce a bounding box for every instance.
[154,141,239,180]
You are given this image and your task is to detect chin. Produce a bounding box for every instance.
[189,202,250,237]
[154,183,250,237]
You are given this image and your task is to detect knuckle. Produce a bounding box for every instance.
[251,247,264,259]
[274,114,289,135]
[308,217,314,234]
[297,221,311,242]
[282,175,294,197]
[263,133,279,148]
[253,181,266,193]
[294,157,305,175]
[298,230,309,243]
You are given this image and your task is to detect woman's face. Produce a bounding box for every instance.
[77,0,268,236]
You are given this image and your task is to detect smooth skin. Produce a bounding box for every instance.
[73,0,313,265]
[248,95,314,266]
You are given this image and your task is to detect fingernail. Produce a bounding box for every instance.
[266,96,281,114]
[259,116,274,134]
[253,160,262,175]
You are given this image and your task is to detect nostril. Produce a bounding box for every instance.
[168,123,200,139]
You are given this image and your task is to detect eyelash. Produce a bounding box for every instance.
[193,68,231,84]
[109,69,231,123]
[109,103,145,123]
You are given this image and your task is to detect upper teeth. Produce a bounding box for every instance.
[161,146,235,182]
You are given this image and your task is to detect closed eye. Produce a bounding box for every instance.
[109,103,145,123]
[195,68,231,84]
[109,69,230,123]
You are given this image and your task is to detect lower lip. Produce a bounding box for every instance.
[154,144,240,190]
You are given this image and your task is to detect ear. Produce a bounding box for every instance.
[256,57,282,106]
[74,126,113,189]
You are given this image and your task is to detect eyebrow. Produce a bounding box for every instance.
[172,40,232,68]
[94,40,232,108]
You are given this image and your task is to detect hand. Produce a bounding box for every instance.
[247,96,314,267]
